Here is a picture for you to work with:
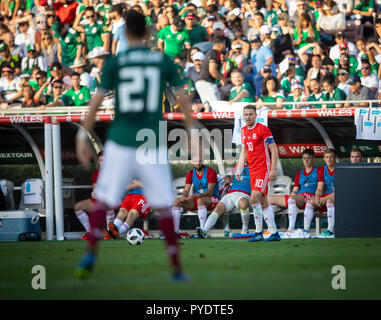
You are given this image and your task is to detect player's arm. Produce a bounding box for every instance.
[236,144,247,181]
[181,183,192,201]
[267,141,279,180]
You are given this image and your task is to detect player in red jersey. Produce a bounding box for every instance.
[236,104,281,242]
[107,180,151,239]
[73,151,115,240]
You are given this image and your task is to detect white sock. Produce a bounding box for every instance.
[327,203,335,233]
[252,203,263,233]
[240,208,250,231]
[106,210,115,229]
[287,199,298,232]
[75,210,90,232]
[204,211,219,232]
[172,206,182,233]
[263,205,277,234]
[119,222,129,234]
[198,205,207,229]
[114,218,123,230]
[303,203,314,231]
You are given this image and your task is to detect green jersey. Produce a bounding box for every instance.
[229,82,255,103]
[322,88,346,108]
[285,94,303,109]
[259,91,285,103]
[281,75,304,95]
[100,46,183,147]
[63,86,91,106]
[158,26,190,58]
[84,21,108,52]
[47,94,73,106]
[307,92,324,108]
[59,27,82,66]
[186,24,209,46]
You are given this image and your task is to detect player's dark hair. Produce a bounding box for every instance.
[322,73,335,86]
[262,75,280,97]
[324,148,337,156]
[84,6,95,12]
[71,72,80,78]
[124,9,147,38]
[350,146,363,156]
[231,68,243,75]
[244,104,256,112]
[111,3,124,16]
[302,149,315,157]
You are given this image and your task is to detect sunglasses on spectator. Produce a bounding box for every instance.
[277,17,285,21]
[321,66,329,70]
[36,77,44,80]
[86,14,94,19]
[362,65,370,69]
[53,85,63,89]
[46,15,54,18]
[338,72,347,76]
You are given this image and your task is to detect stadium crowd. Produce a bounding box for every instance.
[0,0,380,111]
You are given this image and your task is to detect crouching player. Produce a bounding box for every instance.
[106,180,151,239]
[196,164,252,238]
[269,149,318,238]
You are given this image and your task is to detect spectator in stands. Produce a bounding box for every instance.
[20,83,40,108]
[229,68,255,104]
[53,0,78,25]
[13,18,35,58]
[88,46,109,91]
[329,30,358,61]
[293,12,320,50]
[195,35,227,111]
[290,0,315,27]
[57,23,83,68]
[316,0,346,46]
[149,0,164,24]
[41,31,58,67]
[70,58,92,90]
[333,44,358,77]
[186,51,204,84]
[344,74,374,108]
[285,80,305,109]
[0,41,21,75]
[40,79,72,108]
[350,147,364,163]
[212,21,232,51]
[184,12,210,47]
[257,75,285,109]
[359,59,379,97]
[306,77,325,108]
[3,33,22,59]
[229,41,250,72]
[269,23,294,65]
[158,15,191,58]
[0,67,21,104]
[249,34,275,97]
[21,44,47,75]
[110,4,128,56]
[304,54,322,89]
[336,69,350,95]
[321,73,346,108]
[265,0,288,28]
[280,63,304,97]
[352,0,375,24]
[298,41,334,72]
[246,11,265,41]
[63,72,91,106]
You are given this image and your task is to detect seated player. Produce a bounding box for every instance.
[350,147,363,163]
[303,148,336,238]
[268,149,319,238]
[74,151,115,240]
[106,179,151,239]
[196,163,252,238]
[172,160,220,236]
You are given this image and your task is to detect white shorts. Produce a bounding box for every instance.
[94,140,175,209]
[220,191,251,213]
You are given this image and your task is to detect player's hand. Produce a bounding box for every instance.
[269,169,277,181]
[235,170,242,181]
[76,133,92,169]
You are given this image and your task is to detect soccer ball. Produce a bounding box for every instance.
[126,228,144,245]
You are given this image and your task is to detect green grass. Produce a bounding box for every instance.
[1,238,381,300]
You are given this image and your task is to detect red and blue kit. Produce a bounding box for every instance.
[241,122,274,195]
[120,187,151,219]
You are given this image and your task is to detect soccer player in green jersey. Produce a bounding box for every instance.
[64,73,91,106]
[75,9,194,282]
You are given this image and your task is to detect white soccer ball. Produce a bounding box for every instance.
[126,228,144,245]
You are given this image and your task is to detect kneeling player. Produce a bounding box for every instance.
[107,180,151,239]
[269,149,318,238]
[196,164,252,238]
[303,148,336,238]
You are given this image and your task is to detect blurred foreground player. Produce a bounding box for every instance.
[236,104,281,242]
[75,10,193,281]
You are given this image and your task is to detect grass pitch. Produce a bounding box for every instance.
[1,238,381,300]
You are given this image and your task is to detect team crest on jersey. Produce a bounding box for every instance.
[79,93,84,100]
[92,27,97,34]
[252,133,256,139]
[177,34,183,40]
[65,37,70,43]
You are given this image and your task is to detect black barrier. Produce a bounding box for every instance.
[336,163,381,238]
